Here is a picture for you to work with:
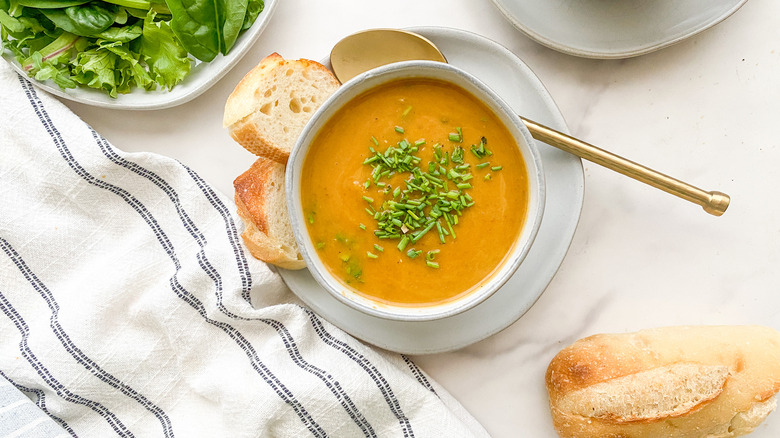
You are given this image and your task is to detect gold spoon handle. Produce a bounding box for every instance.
[521,117,730,216]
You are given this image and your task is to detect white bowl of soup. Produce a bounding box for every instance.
[286,61,545,321]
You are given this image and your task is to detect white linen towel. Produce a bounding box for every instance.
[0,61,489,438]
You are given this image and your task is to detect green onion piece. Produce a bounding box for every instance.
[374,244,384,252]
[339,253,350,262]
[316,242,326,249]
[371,136,379,146]
[484,174,492,181]
[412,221,436,242]
[476,162,490,169]
[448,127,463,143]
[397,235,410,251]
[402,106,413,117]
[447,220,456,239]
[426,261,440,269]
[308,212,315,224]
[359,223,366,230]
[367,251,379,259]
[436,221,446,243]
[362,196,374,203]
[426,249,440,260]
[407,249,421,259]
[395,126,405,134]
[491,166,503,171]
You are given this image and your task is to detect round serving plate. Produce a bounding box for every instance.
[279,26,584,355]
[489,0,749,59]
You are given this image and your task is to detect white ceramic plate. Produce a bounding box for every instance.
[279,26,584,355]
[490,0,749,59]
[1,0,278,110]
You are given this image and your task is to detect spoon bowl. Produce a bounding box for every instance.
[330,29,447,83]
[330,29,730,216]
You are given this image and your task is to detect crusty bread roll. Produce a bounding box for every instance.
[223,52,340,164]
[234,157,304,270]
[545,325,780,438]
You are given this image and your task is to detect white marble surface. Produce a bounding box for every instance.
[60,0,780,436]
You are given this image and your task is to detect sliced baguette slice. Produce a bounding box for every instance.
[545,325,780,438]
[234,157,304,270]
[224,52,340,163]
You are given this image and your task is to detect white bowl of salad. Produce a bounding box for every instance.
[0,0,277,109]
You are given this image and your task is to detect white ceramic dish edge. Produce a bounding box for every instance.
[1,0,278,110]
[489,0,749,59]
[286,60,546,322]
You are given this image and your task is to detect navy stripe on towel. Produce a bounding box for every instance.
[91,127,376,436]
[18,75,328,437]
[0,238,174,437]
[0,370,75,437]
[303,307,415,438]
[0,287,134,437]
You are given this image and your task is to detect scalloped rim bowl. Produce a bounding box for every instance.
[286,60,546,322]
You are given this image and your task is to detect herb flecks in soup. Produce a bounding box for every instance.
[301,79,529,307]
[361,129,481,264]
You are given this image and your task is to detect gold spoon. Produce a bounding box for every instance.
[330,29,730,217]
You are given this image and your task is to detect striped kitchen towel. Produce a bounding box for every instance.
[0,61,488,437]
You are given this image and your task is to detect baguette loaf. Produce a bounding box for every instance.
[234,157,304,270]
[223,52,340,163]
[545,325,780,438]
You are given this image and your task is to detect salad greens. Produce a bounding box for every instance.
[0,0,264,97]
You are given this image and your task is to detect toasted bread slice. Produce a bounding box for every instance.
[224,52,340,163]
[234,157,304,270]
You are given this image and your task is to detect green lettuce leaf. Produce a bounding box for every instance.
[71,44,119,96]
[140,10,190,90]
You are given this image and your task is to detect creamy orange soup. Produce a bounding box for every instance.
[301,79,529,307]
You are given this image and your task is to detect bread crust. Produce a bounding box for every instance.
[234,158,305,270]
[224,52,340,164]
[229,118,290,164]
[545,325,780,438]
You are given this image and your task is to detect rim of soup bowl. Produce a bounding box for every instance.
[286,60,546,322]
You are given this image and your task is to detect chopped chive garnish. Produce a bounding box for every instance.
[339,253,350,262]
[367,251,379,259]
[426,261,439,269]
[357,126,500,269]
[448,127,463,143]
[308,212,315,224]
[316,242,326,249]
[484,174,492,181]
[402,106,412,117]
[397,235,410,251]
[491,166,503,171]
